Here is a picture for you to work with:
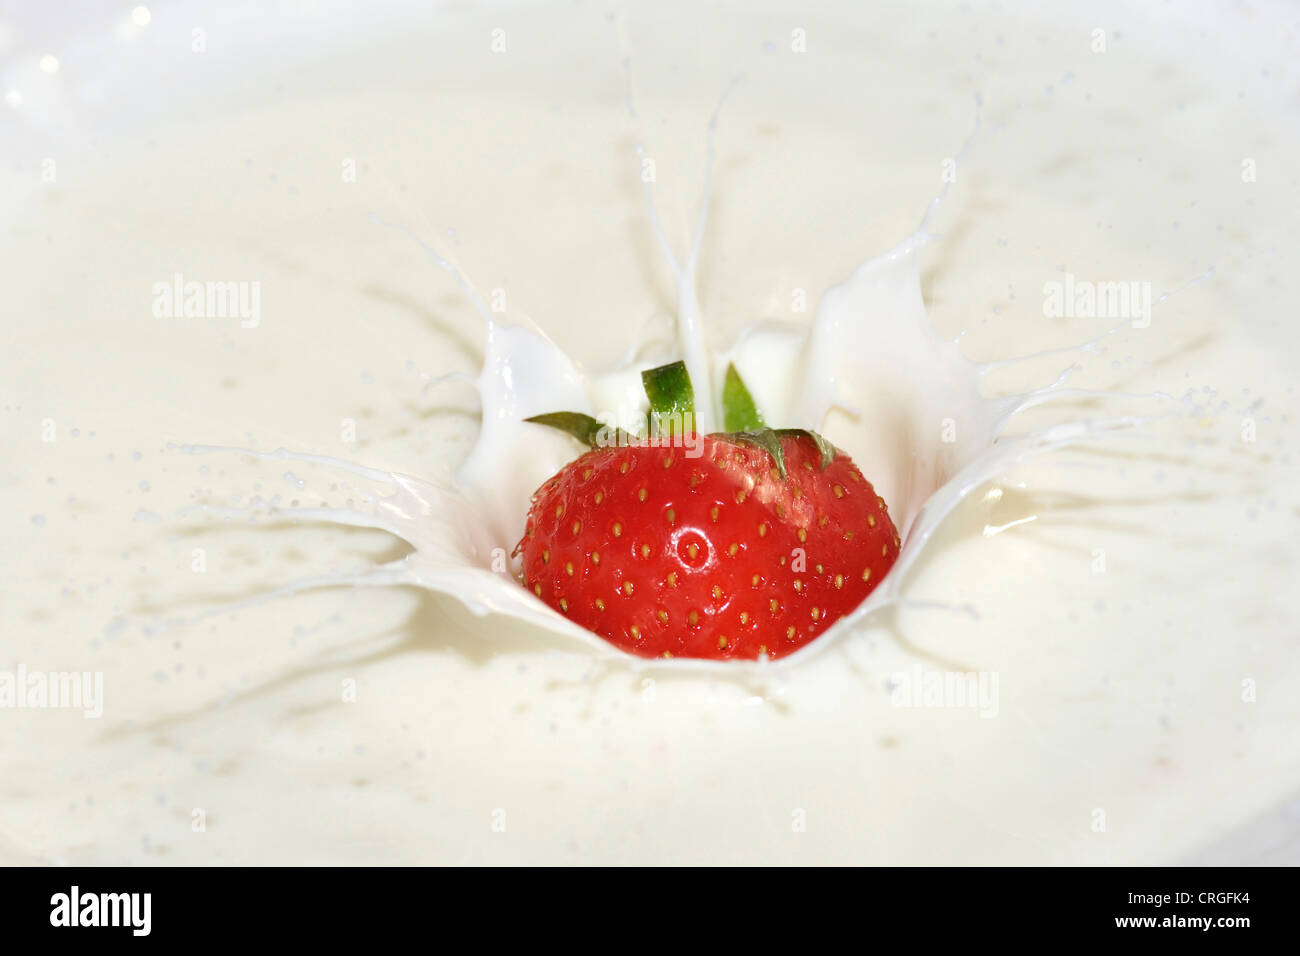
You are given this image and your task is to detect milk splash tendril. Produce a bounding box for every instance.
[170,101,1180,673]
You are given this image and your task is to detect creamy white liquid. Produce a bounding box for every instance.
[2,0,1298,864]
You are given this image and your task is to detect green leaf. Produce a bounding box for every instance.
[775,428,837,471]
[524,412,635,449]
[722,363,765,432]
[711,427,838,478]
[641,360,696,438]
[724,429,788,478]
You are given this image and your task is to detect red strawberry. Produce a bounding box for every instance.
[513,362,899,660]
[515,432,899,660]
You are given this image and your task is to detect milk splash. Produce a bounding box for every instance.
[172,102,1164,673]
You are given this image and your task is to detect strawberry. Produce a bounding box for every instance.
[513,362,900,660]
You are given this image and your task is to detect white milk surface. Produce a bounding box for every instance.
[2,0,1299,864]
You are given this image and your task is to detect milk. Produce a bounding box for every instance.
[1,0,1297,865]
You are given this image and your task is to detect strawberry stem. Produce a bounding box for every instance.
[722,363,765,432]
[641,361,696,439]
[525,360,836,477]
